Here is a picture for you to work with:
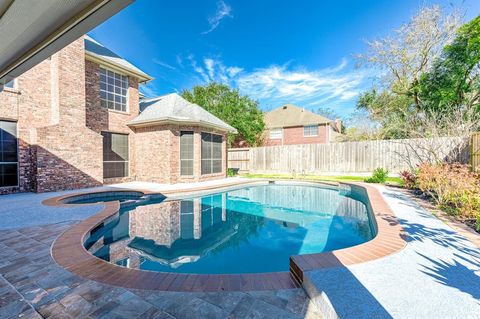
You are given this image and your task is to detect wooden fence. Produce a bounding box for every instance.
[472,132,480,172]
[228,136,471,175]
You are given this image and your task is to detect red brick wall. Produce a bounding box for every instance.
[0,35,227,194]
[85,60,139,184]
[33,38,103,192]
[0,37,103,194]
[133,124,227,184]
[264,124,329,146]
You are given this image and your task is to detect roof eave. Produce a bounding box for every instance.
[85,51,153,83]
[127,118,237,134]
[266,121,331,129]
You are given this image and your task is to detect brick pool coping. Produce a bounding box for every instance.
[44,181,406,292]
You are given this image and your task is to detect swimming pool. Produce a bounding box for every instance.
[83,183,376,274]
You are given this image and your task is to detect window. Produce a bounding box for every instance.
[102,132,129,179]
[201,133,222,175]
[304,125,318,137]
[269,128,283,139]
[180,131,194,176]
[100,67,128,112]
[4,80,15,90]
[0,121,18,187]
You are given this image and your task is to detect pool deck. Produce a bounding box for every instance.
[0,179,479,318]
[303,185,480,319]
[0,178,321,319]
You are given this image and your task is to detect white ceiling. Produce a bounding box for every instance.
[0,0,133,88]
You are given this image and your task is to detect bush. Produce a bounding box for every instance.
[415,162,480,230]
[399,170,417,189]
[365,168,389,183]
[227,168,236,177]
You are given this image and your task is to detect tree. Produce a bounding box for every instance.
[354,6,462,139]
[418,16,480,119]
[314,107,346,131]
[181,83,265,147]
[356,5,460,108]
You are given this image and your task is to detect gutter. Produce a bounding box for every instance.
[127,118,238,134]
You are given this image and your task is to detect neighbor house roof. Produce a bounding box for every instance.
[84,35,152,83]
[129,93,237,133]
[264,104,332,129]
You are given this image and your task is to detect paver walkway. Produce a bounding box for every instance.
[304,185,480,319]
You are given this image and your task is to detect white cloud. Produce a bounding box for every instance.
[139,82,158,98]
[235,60,370,107]
[187,56,373,112]
[202,0,232,35]
[152,58,175,70]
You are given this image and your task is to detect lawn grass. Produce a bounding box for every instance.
[240,173,403,185]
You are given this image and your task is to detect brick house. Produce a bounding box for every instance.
[0,35,235,194]
[263,104,343,146]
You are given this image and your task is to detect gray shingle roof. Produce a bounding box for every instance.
[265,104,332,128]
[84,35,152,82]
[129,93,237,133]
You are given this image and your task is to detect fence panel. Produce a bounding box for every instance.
[228,136,470,175]
[227,148,250,173]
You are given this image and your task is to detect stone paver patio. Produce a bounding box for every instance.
[2,180,480,318]
[0,222,321,319]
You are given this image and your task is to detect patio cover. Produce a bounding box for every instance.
[0,0,133,90]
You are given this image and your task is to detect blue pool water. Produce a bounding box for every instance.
[83,183,376,274]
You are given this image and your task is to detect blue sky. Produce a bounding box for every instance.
[89,0,480,117]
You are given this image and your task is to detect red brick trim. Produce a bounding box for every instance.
[290,183,407,283]
[47,181,406,291]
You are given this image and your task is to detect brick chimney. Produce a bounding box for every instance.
[334,119,342,133]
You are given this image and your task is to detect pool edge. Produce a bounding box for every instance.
[47,181,406,292]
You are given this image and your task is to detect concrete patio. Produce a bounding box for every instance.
[304,185,480,319]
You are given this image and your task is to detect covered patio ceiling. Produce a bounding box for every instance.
[0,0,133,90]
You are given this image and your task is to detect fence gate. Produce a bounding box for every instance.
[472,132,480,172]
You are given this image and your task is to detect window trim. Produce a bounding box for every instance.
[0,120,19,188]
[101,131,129,179]
[269,128,283,139]
[3,79,18,92]
[201,132,223,176]
[99,66,130,114]
[179,131,194,177]
[303,124,319,137]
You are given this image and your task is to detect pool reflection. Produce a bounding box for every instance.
[85,185,374,274]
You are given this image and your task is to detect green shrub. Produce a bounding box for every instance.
[227,168,236,177]
[364,168,389,183]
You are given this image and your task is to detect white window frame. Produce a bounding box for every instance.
[0,120,19,188]
[179,131,194,176]
[3,79,17,91]
[303,125,319,137]
[99,67,129,113]
[269,128,283,139]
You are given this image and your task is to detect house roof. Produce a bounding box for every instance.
[84,35,152,83]
[264,104,332,128]
[129,93,237,133]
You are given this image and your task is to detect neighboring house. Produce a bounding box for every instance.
[263,104,344,146]
[0,35,235,194]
